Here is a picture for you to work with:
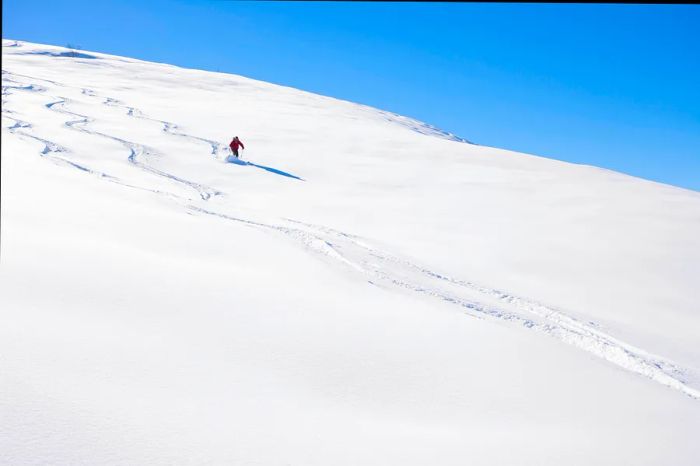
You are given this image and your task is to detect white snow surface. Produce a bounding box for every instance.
[2,40,700,465]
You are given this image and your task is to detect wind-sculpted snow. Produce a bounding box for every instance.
[3,40,700,466]
[376,109,473,143]
[17,50,99,59]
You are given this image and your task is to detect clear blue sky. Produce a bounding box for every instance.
[4,1,699,191]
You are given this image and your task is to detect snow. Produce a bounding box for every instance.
[2,39,700,465]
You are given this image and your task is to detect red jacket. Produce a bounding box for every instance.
[229,138,244,151]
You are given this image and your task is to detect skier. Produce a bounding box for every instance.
[229,136,245,158]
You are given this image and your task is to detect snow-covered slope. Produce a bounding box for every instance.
[2,39,699,465]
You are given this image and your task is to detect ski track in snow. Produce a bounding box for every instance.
[1,107,185,200]
[3,67,699,401]
[46,96,221,201]
[281,219,700,399]
[2,71,221,201]
[190,204,700,401]
[102,97,225,157]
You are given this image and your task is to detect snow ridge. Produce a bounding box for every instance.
[376,109,473,143]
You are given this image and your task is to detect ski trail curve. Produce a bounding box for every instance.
[2,79,96,173]
[188,205,700,400]
[102,97,225,158]
[1,106,185,201]
[2,73,202,201]
[45,97,221,201]
[284,219,700,400]
[2,71,222,200]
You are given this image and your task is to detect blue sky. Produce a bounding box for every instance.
[4,1,699,191]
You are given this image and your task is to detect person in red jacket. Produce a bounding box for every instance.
[229,136,245,158]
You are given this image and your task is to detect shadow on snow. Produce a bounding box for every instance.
[226,156,304,181]
[18,51,99,59]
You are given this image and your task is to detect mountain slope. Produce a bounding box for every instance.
[2,40,699,465]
